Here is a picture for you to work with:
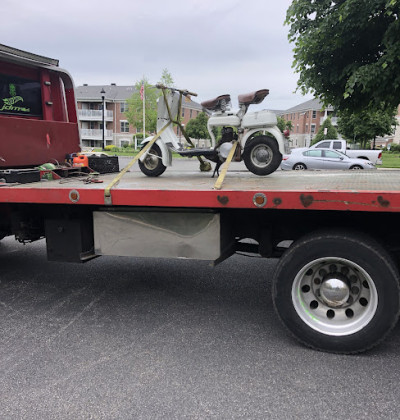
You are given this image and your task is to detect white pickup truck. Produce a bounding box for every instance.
[310,139,382,164]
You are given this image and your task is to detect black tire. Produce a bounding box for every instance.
[293,163,307,170]
[138,143,166,177]
[272,229,400,354]
[350,165,363,170]
[243,136,282,176]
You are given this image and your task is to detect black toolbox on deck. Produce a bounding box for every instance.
[0,168,41,184]
[87,155,119,174]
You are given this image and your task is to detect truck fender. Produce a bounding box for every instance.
[242,127,286,155]
[139,136,172,167]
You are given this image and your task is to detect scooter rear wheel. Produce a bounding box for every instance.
[243,136,282,176]
[138,143,166,177]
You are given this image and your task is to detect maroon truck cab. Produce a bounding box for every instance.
[0,44,81,168]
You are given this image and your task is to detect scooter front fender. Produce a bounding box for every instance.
[242,126,286,155]
[139,136,172,167]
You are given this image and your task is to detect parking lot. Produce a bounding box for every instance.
[1,237,400,419]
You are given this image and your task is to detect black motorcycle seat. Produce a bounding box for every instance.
[238,89,269,105]
[201,94,231,111]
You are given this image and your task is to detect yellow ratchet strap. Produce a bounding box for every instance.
[213,141,238,191]
[104,122,171,205]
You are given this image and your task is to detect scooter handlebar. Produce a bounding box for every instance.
[155,83,197,97]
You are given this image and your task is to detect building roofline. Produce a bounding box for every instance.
[284,98,334,113]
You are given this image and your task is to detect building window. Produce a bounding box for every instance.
[311,124,316,133]
[190,109,193,118]
[182,108,185,117]
[120,102,128,113]
[312,110,317,119]
[120,121,129,133]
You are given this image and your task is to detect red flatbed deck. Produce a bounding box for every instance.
[0,164,399,212]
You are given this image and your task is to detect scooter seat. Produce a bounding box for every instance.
[238,89,269,105]
[201,94,231,111]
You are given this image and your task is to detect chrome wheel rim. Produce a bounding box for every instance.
[250,144,273,168]
[291,257,378,336]
[294,164,305,170]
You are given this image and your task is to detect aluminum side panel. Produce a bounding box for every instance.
[94,211,223,260]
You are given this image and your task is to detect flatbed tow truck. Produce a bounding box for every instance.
[1,44,400,354]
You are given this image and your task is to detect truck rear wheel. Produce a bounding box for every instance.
[272,229,400,353]
[138,144,166,177]
[243,136,282,176]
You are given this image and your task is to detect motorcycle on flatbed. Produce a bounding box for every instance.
[139,85,285,177]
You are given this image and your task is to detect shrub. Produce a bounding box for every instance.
[389,143,400,153]
[134,132,151,139]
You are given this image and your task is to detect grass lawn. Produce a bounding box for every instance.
[381,152,400,168]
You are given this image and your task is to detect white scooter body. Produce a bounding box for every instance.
[139,86,285,177]
[207,108,285,155]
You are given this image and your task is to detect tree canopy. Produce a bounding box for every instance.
[337,106,397,148]
[125,69,174,134]
[185,112,211,139]
[286,0,400,113]
[311,118,338,145]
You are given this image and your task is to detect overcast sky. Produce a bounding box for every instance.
[1,0,313,110]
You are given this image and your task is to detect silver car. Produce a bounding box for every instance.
[281,148,377,171]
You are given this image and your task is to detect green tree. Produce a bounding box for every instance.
[277,116,293,134]
[337,106,397,148]
[286,0,400,113]
[185,112,211,139]
[311,118,338,145]
[159,68,174,88]
[125,70,175,134]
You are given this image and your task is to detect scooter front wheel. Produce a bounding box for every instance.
[243,136,282,176]
[138,143,166,177]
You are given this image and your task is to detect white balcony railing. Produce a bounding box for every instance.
[320,116,338,126]
[81,129,113,140]
[78,109,113,121]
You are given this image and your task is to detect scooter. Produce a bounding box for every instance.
[139,84,285,177]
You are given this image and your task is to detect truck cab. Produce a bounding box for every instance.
[0,44,81,168]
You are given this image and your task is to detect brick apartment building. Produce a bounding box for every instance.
[278,98,336,148]
[75,84,202,148]
[279,99,400,149]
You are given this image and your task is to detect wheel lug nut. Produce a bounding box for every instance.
[350,275,357,283]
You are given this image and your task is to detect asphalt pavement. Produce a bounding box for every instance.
[1,237,400,419]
